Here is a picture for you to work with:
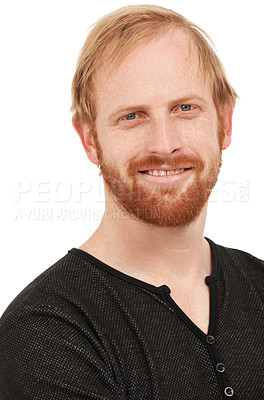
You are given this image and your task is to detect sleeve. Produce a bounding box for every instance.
[0,303,127,400]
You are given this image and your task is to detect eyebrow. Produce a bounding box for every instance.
[108,94,207,122]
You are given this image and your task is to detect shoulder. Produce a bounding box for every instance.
[215,242,264,291]
[0,250,126,399]
[0,249,108,365]
[0,249,106,320]
[216,242,264,268]
[0,252,76,319]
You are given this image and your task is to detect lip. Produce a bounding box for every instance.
[138,168,193,186]
[138,166,193,172]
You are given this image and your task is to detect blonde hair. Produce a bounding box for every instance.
[71,5,237,130]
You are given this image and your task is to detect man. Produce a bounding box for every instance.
[0,5,263,399]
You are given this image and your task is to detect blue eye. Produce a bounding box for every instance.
[181,104,192,111]
[124,113,137,120]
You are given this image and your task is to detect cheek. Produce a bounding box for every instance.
[200,113,219,145]
[187,119,220,164]
[184,118,216,146]
[97,135,133,171]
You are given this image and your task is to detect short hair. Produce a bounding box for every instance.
[71,4,238,130]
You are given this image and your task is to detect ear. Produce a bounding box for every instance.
[72,117,99,165]
[220,103,235,150]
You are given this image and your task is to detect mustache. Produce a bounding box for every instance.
[127,154,205,175]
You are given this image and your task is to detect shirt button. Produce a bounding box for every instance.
[224,387,234,397]
[206,335,215,344]
[216,363,225,373]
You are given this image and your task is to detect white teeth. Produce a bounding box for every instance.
[145,169,186,176]
[167,170,176,175]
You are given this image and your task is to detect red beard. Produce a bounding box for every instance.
[94,137,222,228]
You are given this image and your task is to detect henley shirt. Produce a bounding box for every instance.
[0,237,263,399]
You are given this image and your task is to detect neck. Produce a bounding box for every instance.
[79,196,211,287]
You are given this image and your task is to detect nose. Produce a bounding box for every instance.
[145,116,183,156]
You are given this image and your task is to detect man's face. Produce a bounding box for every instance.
[91,29,226,227]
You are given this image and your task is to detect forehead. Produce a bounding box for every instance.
[94,29,210,112]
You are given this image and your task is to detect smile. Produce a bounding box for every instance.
[138,167,193,186]
[141,168,187,176]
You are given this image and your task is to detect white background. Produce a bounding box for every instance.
[1,0,263,316]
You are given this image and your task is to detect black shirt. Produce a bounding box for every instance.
[0,238,263,399]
